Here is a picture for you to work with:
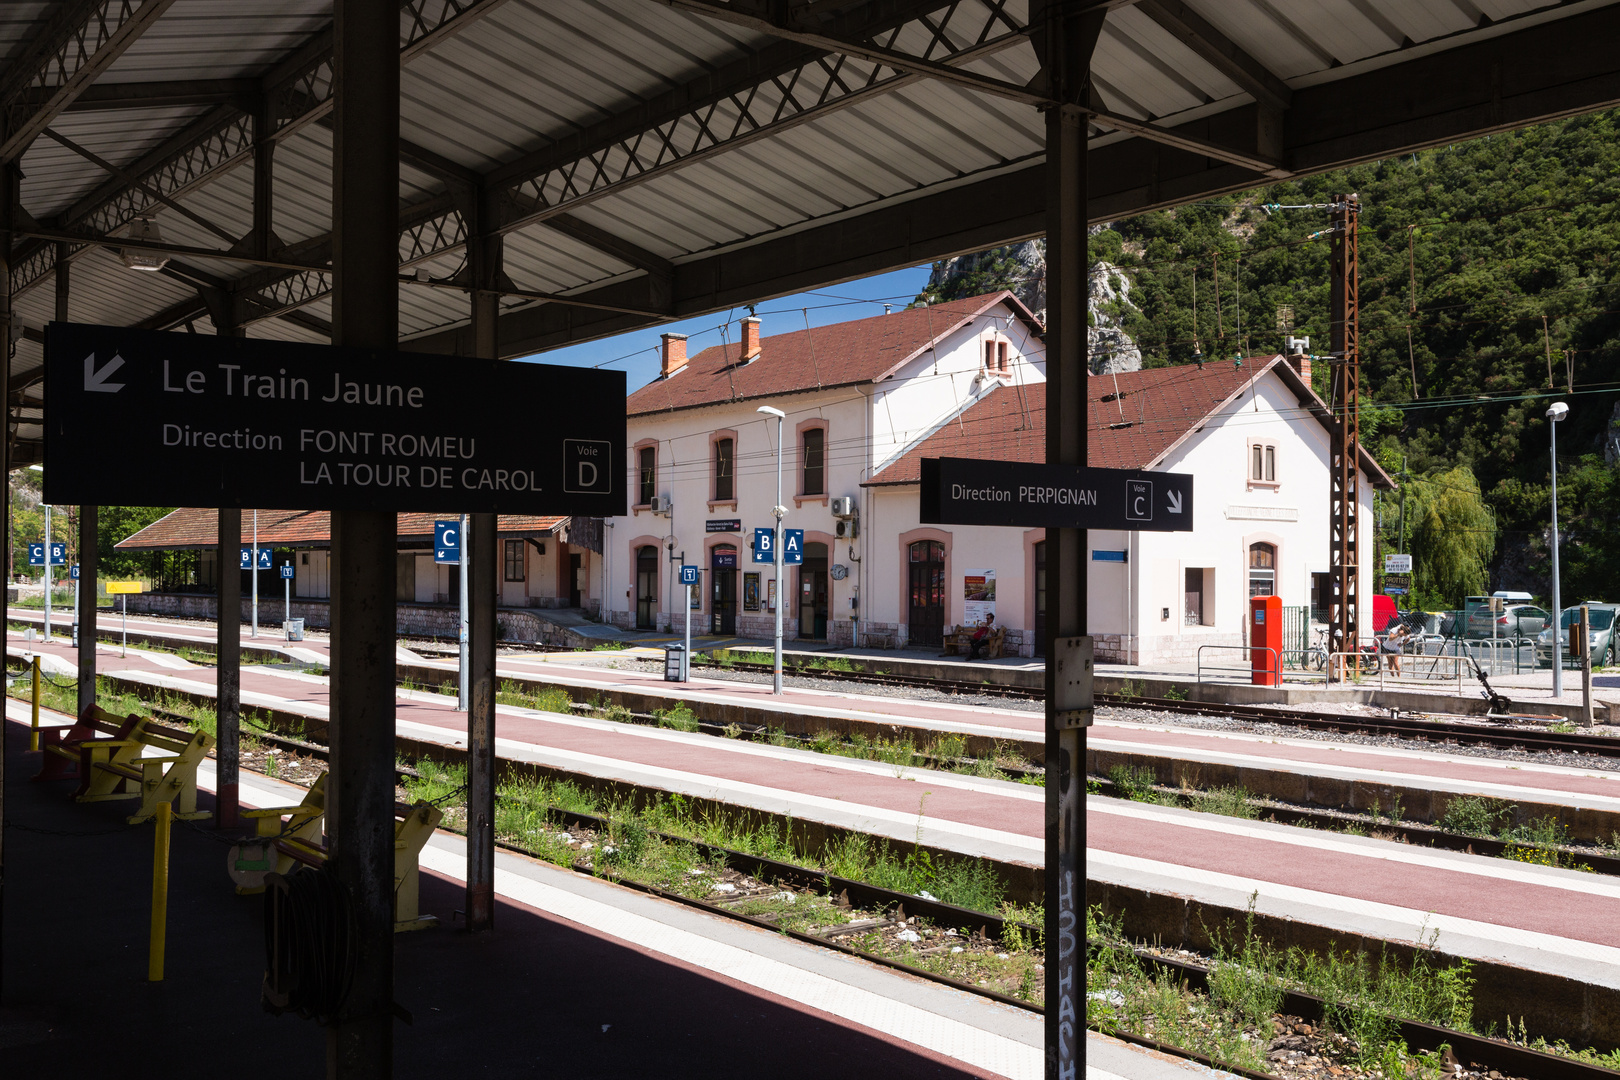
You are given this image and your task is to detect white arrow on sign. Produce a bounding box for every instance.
[84,352,126,393]
[1166,489,1183,514]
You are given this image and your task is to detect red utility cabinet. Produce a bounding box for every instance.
[1249,595,1282,686]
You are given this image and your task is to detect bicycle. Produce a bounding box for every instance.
[1309,627,1381,676]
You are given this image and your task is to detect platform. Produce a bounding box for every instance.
[1,714,1039,1078]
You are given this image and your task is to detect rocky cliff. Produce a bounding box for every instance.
[915,238,1142,373]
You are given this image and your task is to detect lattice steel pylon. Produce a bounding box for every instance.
[1328,193,1360,669]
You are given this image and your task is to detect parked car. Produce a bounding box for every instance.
[1536,603,1620,668]
[1464,602,1549,639]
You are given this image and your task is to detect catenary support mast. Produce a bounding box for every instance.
[1329,195,1361,670]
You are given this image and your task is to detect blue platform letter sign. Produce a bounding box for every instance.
[70,564,80,580]
[752,527,775,564]
[679,564,700,587]
[434,519,460,564]
[783,529,804,565]
[240,546,272,570]
[27,543,44,566]
[280,564,295,580]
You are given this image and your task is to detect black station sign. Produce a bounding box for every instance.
[920,457,1194,531]
[43,322,626,516]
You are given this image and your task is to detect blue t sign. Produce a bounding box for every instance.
[434,520,460,564]
[752,527,774,564]
[280,564,295,580]
[783,528,804,565]
[678,565,700,587]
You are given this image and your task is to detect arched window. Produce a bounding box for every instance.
[1248,543,1277,598]
[801,427,825,495]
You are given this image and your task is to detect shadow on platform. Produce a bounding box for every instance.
[1,718,988,1078]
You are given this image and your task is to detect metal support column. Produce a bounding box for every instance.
[1328,195,1361,669]
[328,0,400,1074]
[0,160,15,1003]
[1040,4,1102,1078]
[465,200,501,932]
[216,508,240,827]
[57,248,99,717]
[253,93,275,261]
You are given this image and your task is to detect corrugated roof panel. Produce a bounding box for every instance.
[400,0,761,172]
[269,127,336,245]
[0,4,59,60]
[102,0,330,82]
[503,227,634,291]
[16,105,212,220]
[1182,2,1335,80]
[37,247,198,330]
[1100,7,1242,114]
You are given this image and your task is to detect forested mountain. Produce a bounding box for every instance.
[919,108,1620,609]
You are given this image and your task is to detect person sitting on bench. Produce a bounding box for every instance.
[967,614,995,661]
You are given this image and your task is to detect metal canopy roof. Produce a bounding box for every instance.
[4,0,1619,464]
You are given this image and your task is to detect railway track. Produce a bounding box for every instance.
[1103,693,1620,757]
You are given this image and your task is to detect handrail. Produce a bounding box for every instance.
[1197,644,1280,687]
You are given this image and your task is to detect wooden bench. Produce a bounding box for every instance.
[271,797,443,932]
[235,773,330,895]
[943,624,1006,660]
[76,719,215,824]
[34,704,152,788]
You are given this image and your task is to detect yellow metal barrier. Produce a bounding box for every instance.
[149,802,171,982]
[29,656,40,752]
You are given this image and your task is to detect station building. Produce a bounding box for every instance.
[601,292,1395,660]
[113,509,599,638]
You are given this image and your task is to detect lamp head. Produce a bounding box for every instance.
[1546,401,1569,422]
[756,406,785,419]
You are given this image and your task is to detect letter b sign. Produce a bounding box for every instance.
[563,439,613,494]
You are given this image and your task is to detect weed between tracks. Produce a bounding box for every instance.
[399,760,1046,1003]
[1090,904,1620,1079]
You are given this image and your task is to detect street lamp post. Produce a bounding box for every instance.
[1547,401,1568,698]
[28,465,52,643]
[758,406,786,695]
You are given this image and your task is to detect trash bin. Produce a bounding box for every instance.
[285,618,305,642]
[664,644,686,682]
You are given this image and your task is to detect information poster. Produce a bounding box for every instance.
[744,572,760,612]
[963,568,996,627]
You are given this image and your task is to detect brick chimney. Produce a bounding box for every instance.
[660,332,687,378]
[740,315,761,360]
[1284,335,1311,382]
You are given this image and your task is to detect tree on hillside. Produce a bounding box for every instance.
[1406,466,1497,607]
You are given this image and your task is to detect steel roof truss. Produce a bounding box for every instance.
[0,0,179,164]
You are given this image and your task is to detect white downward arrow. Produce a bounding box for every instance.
[1166,489,1184,514]
[84,352,126,393]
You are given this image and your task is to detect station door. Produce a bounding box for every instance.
[907,539,945,647]
[635,546,658,630]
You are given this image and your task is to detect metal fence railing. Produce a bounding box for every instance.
[1197,644,1281,686]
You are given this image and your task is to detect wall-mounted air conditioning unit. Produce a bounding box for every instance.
[830,496,856,519]
[835,518,859,540]
[649,496,672,515]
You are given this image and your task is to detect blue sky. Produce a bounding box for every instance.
[526,264,936,394]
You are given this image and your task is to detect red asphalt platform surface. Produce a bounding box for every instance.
[1091,718,1620,805]
[8,631,1042,860]
[0,714,1015,1078]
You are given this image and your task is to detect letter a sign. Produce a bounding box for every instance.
[783,529,804,565]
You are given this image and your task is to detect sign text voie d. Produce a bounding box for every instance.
[44,322,626,516]
[920,458,1193,531]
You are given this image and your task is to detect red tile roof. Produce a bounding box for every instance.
[626,290,1043,416]
[867,356,1396,488]
[115,509,569,550]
